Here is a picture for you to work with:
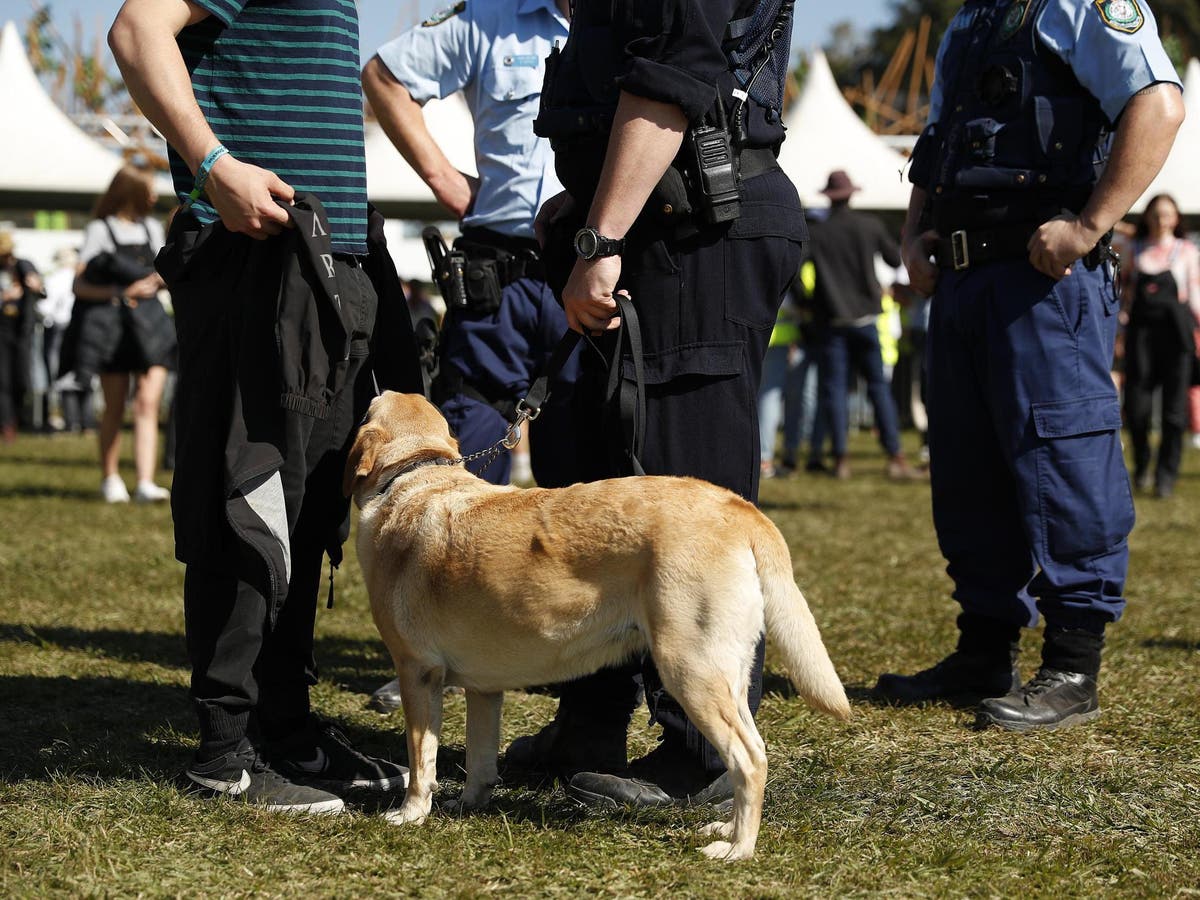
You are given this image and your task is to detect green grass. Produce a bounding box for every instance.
[2,430,1199,898]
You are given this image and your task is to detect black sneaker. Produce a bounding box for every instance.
[268,720,408,792]
[975,668,1100,732]
[185,745,345,814]
[873,650,1020,705]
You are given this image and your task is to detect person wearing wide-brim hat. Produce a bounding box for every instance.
[803,170,922,482]
[819,169,860,202]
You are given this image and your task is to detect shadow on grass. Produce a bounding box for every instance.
[0,453,96,468]
[1,623,190,668]
[1141,636,1200,651]
[0,623,393,683]
[0,672,420,789]
[0,674,195,783]
[0,486,103,501]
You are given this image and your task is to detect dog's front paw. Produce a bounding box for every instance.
[699,840,753,862]
[700,820,734,839]
[383,802,429,826]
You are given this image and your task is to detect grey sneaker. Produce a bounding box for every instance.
[268,720,408,792]
[185,746,345,814]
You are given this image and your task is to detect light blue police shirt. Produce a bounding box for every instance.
[928,0,1182,124]
[375,0,567,239]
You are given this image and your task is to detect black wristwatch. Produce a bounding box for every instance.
[573,226,625,260]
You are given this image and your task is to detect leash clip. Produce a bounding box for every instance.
[501,421,523,450]
[514,398,542,421]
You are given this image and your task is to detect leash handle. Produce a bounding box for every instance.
[605,293,646,476]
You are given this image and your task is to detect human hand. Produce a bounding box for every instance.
[902,229,940,296]
[430,169,478,220]
[562,255,623,334]
[1027,214,1102,280]
[204,154,294,239]
[125,273,162,299]
[534,191,575,247]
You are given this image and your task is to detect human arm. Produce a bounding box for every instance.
[108,0,293,238]
[560,92,688,333]
[362,55,477,219]
[1186,241,1200,322]
[900,186,939,297]
[1027,85,1185,279]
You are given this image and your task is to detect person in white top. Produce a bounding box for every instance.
[38,246,95,433]
[71,166,173,504]
[1120,193,1200,498]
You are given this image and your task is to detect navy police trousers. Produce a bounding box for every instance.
[440,275,579,488]
[927,259,1134,629]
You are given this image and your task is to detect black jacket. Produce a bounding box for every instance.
[157,195,422,609]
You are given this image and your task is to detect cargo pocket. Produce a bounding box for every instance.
[1032,395,1134,558]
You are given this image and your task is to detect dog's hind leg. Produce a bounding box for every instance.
[655,654,767,862]
[384,662,445,826]
[454,689,502,812]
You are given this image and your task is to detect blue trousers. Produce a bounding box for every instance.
[927,259,1134,628]
[440,276,579,488]
[758,343,816,463]
[814,322,903,459]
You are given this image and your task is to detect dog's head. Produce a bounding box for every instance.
[343,391,460,503]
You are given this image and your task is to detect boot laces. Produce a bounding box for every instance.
[1022,669,1062,698]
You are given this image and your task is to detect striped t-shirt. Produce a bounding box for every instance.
[172,0,367,254]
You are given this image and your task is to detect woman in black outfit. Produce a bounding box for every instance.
[70,166,175,503]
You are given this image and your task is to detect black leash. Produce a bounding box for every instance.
[605,294,646,476]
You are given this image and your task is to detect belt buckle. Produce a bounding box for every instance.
[951,230,970,271]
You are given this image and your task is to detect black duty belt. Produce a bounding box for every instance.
[738,147,780,181]
[457,229,545,286]
[935,223,1113,271]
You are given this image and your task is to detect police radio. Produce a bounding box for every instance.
[421,226,469,311]
[687,103,740,225]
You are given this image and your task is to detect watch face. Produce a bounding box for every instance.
[575,228,598,259]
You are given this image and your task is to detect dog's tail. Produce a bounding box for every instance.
[753,518,852,721]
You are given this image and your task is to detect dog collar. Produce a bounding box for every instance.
[369,456,458,501]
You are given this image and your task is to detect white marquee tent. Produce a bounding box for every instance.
[0,20,128,206]
[1136,56,1200,215]
[778,49,913,212]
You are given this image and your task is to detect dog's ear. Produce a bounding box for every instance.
[343,425,384,498]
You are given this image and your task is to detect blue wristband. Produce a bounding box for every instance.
[183,144,229,210]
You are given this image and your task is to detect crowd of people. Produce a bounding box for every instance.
[0,0,1189,822]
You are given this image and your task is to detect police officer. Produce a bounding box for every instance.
[873,0,1184,730]
[507,0,807,807]
[362,0,581,713]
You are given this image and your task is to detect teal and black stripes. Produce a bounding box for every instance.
[170,0,367,253]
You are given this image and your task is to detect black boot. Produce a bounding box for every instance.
[976,625,1103,732]
[502,696,633,779]
[565,739,731,811]
[873,612,1021,705]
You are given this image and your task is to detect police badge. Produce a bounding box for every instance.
[997,0,1029,42]
[422,1,466,27]
[1094,0,1144,34]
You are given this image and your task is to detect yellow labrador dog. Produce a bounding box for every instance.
[345,391,850,861]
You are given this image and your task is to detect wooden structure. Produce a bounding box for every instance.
[842,16,935,136]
